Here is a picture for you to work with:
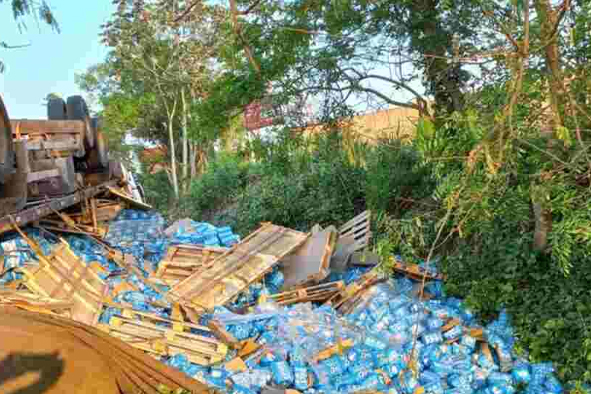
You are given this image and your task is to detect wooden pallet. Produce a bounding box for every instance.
[97,314,228,366]
[18,238,108,326]
[154,245,229,285]
[168,223,309,312]
[281,227,337,289]
[324,270,386,314]
[254,281,344,306]
[102,301,213,336]
[338,210,372,252]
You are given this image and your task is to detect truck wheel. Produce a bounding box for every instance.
[0,94,15,184]
[47,97,67,120]
[87,131,109,170]
[67,95,95,149]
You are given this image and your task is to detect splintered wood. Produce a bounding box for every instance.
[18,239,107,326]
[253,281,344,307]
[281,227,337,289]
[338,210,372,252]
[168,223,308,312]
[324,270,386,314]
[391,258,445,281]
[107,186,152,211]
[154,245,229,286]
[96,312,228,366]
[0,289,74,317]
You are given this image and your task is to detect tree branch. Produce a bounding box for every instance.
[173,0,202,22]
[229,0,261,73]
[237,0,266,15]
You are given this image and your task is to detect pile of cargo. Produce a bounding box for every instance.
[0,202,565,394]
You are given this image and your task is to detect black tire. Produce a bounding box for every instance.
[87,131,109,170]
[47,97,67,120]
[0,94,15,184]
[67,95,95,149]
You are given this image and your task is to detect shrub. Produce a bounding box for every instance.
[365,140,434,215]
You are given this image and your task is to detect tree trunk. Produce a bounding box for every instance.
[166,111,180,199]
[180,87,189,194]
[190,142,198,179]
[409,0,465,124]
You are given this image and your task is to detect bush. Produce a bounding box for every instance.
[365,140,434,215]
[182,153,251,220]
[230,132,367,235]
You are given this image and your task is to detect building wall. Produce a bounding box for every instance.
[297,106,420,143]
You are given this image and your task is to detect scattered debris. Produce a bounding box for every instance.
[0,203,566,394]
[168,223,308,313]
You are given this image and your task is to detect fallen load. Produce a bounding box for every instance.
[0,207,566,394]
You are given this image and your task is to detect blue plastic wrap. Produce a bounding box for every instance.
[271,361,294,385]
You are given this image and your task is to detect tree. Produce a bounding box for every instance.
[81,0,227,199]
[177,0,490,130]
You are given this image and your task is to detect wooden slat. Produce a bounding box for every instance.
[324,270,386,314]
[97,314,227,366]
[169,223,308,312]
[252,281,344,306]
[154,245,228,284]
[391,258,445,281]
[102,302,213,335]
[108,186,152,211]
[338,210,372,252]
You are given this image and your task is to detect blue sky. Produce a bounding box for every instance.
[0,1,115,119]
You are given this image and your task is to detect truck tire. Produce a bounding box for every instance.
[66,95,95,149]
[47,97,68,120]
[0,94,15,184]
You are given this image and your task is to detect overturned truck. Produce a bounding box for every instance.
[0,94,143,233]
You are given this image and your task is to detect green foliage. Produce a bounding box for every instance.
[365,140,434,215]
[137,170,174,215]
[229,132,367,235]
[181,154,250,220]
[375,99,591,385]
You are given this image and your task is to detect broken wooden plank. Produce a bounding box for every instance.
[338,210,372,252]
[312,338,354,362]
[154,245,229,285]
[253,281,344,307]
[97,314,227,366]
[324,270,386,314]
[0,289,75,317]
[168,223,308,312]
[207,319,240,348]
[390,258,445,281]
[108,186,152,211]
[281,227,337,289]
